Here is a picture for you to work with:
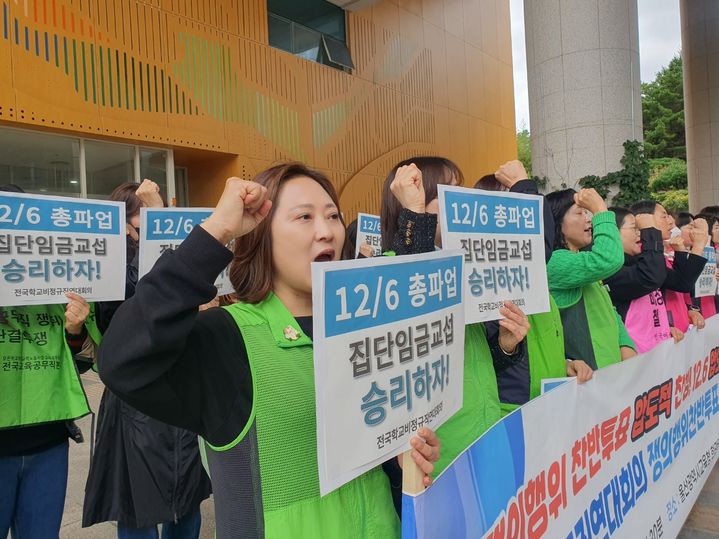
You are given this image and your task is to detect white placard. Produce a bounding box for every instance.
[694,246,718,298]
[312,250,466,495]
[138,208,233,295]
[438,184,550,323]
[355,213,382,257]
[0,191,125,306]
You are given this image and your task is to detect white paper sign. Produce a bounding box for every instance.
[138,208,233,295]
[694,246,718,298]
[355,213,382,257]
[438,184,550,323]
[312,250,466,495]
[0,192,126,306]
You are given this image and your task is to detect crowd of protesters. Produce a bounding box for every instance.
[2,156,718,538]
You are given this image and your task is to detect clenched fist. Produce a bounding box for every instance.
[201,178,272,245]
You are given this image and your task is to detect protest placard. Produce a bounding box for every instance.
[138,208,233,295]
[355,213,382,257]
[694,246,718,298]
[403,318,719,539]
[0,191,125,306]
[438,185,549,323]
[312,250,465,495]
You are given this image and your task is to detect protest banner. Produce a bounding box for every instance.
[355,213,382,257]
[402,317,719,539]
[694,246,717,298]
[312,250,465,496]
[437,185,549,323]
[0,191,125,306]
[138,208,233,295]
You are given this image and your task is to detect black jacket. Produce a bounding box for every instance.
[605,227,666,321]
[82,244,211,528]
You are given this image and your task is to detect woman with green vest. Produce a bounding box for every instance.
[0,184,100,538]
[545,188,637,369]
[98,163,440,538]
[476,161,593,415]
[380,157,530,478]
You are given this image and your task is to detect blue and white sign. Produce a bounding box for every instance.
[0,192,126,306]
[139,208,233,295]
[438,184,550,323]
[312,250,466,495]
[356,212,382,257]
[694,246,717,298]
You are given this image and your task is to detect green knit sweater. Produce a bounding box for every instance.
[546,210,635,350]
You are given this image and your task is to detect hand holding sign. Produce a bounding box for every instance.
[574,188,607,215]
[498,300,530,354]
[201,178,272,245]
[688,309,705,330]
[390,164,426,213]
[64,292,90,335]
[399,427,441,489]
[566,359,593,383]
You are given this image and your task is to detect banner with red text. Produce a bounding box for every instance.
[403,318,719,539]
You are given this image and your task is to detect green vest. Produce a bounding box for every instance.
[0,303,100,429]
[433,322,501,477]
[208,293,399,538]
[583,282,622,368]
[500,296,567,416]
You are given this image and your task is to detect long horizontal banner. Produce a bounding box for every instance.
[403,317,719,538]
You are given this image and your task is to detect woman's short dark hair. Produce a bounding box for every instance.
[473,174,506,192]
[609,206,632,228]
[0,184,24,193]
[110,183,143,222]
[545,188,577,251]
[229,162,344,304]
[699,206,719,219]
[380,156,463,252]
[676,211,694,228]
[342,219,358,260]
[630,200,658,215]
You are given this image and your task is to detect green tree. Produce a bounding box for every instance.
[653,189,689,213]
[516,129,532,177]
[642,55,686,159]
[648,158,687,192]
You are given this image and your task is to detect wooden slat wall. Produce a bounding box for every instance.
[0,0,516,216]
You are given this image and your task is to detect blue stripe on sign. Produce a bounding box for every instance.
[323,255,463,337]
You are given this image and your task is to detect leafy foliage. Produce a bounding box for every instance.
[517,129,532,177]
[578,140,651,206]
[648,158,687,192]
[653,189,689,213]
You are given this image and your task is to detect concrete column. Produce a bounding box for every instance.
[681,0,719,213]
[524,0,642,190]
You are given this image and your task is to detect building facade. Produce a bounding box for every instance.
[0,0,516,219]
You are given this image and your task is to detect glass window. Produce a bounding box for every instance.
[267,0,352,71]
[268,13,292,52]
[321,35,354,70]
[140,148,168,201]
[0,129,81,197]
[85,140,136,199]
[268,0,345,40]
